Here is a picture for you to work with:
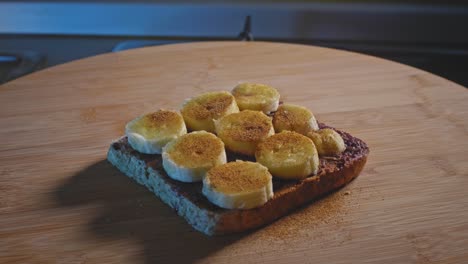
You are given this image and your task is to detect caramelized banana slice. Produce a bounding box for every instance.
[215,110,274,156]
[125,110,187,154]
[232,83,280,114]
[202,161,273,209]
[273,104,319,135]
[181,91,239,133]
[256,131,319,180]
[162,131,227,182]
[307,128,346,156]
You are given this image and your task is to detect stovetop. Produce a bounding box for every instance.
[0,51,46,84]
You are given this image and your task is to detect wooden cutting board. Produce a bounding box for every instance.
[1,41,467,264]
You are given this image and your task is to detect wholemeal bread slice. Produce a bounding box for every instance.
[107,123,369,236]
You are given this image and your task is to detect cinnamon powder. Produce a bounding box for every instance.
[207,161,271,193]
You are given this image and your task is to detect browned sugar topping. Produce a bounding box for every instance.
[182,92,234,120]
[273,104,311,130]
[144,110,181,127]
[257,131,312,153]
[168,132,224,167]
[207,161,270,193]
[222,110,273,142]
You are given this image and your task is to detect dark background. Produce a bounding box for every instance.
[1,0,467,87]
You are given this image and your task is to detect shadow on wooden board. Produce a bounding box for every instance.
[55,160,243,264]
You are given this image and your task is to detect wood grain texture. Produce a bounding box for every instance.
[0,41,467,264]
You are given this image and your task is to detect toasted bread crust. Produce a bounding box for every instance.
[107,123,369,235]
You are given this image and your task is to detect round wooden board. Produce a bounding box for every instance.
[0,41,467,264]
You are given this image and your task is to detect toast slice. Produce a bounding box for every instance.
[107,123,369,236]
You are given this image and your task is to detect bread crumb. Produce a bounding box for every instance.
[344,191,351,195]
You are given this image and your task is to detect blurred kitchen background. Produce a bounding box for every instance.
[1,0,467,86]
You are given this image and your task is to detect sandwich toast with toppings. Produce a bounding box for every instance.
[107,83,369,235]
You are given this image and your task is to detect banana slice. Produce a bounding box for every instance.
[255,131,319,180]
[181,91,239,133]
[232,83,280,114]
[214,110,274,156]
[202,161,273,209]
[125,110,187,154]
[162,131,227,182]
[273,104,319,135]
[307,128,346,156]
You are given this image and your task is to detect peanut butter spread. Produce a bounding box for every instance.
[207,161,271,193]
[167,132,224,167]
[182,92,234,120]
[219,110,273,142]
